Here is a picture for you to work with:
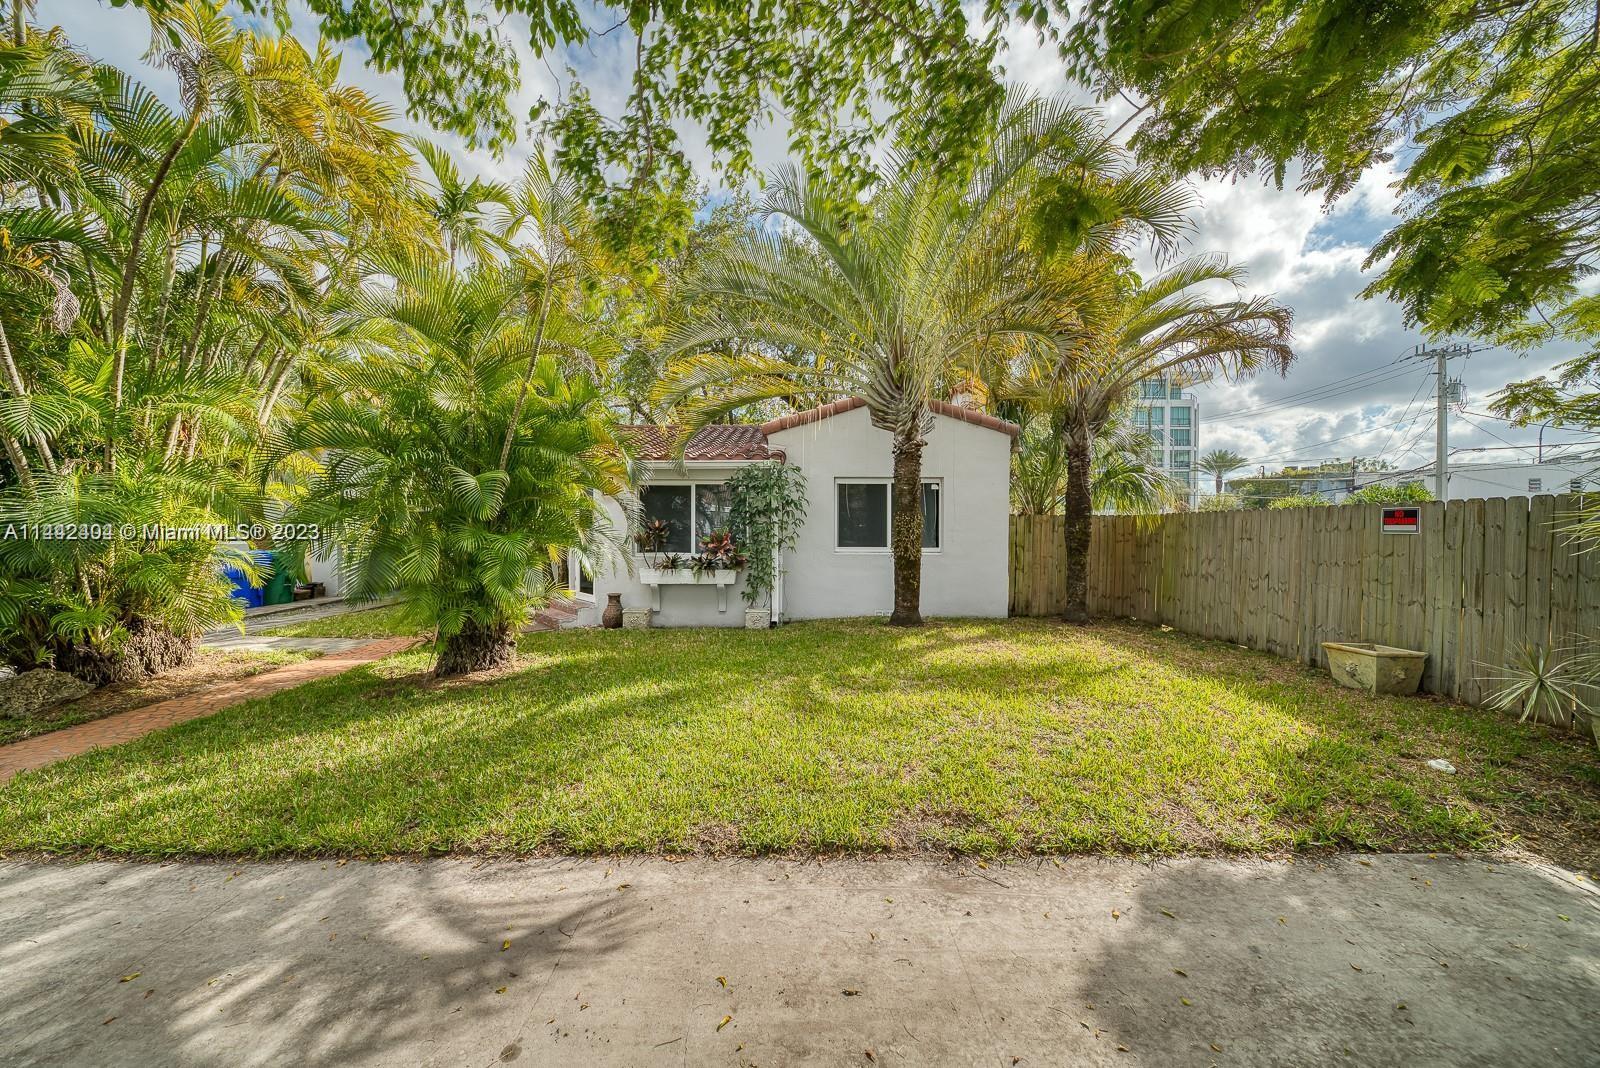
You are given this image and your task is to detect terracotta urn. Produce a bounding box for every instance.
[601,593,624,629]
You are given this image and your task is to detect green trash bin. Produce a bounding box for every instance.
[263,551,299,606]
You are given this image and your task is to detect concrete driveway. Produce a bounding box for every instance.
[1,854,1595,1067]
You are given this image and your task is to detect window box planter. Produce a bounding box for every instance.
[1321,642,1427,696]
[638,567,741,612]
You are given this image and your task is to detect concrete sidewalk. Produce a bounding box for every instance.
[1,854,1595,1067]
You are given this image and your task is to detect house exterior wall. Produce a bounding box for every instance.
[587,462,757,628]
[766,405,1011,620]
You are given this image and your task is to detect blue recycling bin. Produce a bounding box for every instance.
[221,549,275,608]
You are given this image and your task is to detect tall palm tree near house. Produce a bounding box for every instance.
[1006,254,1294,623]
[1197,448,1249,496]
[664,94,1163,625]
[1012,411,1180,515]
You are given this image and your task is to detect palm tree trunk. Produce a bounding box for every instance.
[889,432,924,626]
[0,318,57,474]
[436,617,516,677]
[1062,426,1094,624]
[2,431,32,491]
[108,96,205,420]
[498,276,555,471]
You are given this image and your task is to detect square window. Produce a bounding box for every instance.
[1169,382,1183,399]
[1170,428,1191,447]
[639,485,693,552]
[1169,406,1191,427]
[838,483,890,548]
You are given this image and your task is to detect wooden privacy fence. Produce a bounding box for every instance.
[1009,495,1599,706]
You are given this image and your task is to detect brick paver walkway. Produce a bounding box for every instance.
[0,637,420,783]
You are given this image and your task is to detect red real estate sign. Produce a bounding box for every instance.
[1380,506,1421,534]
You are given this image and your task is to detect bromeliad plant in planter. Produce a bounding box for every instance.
[688,531,748,575]
[635,519,671,555]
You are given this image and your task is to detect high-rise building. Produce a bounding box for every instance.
[1132,376,1200,509]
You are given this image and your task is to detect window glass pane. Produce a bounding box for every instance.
[1133,407,1150,426]
[639,485,692,552]
[1149,407,1164,425]
[1172,450,1192,469]
[694,483,732,544]
[921,482,940,549]
[1169,382,1183,399]
[1169,406,1191,426]
[837,483,889,548]
[1150,428,1165,446]
[1170,428,1191,446]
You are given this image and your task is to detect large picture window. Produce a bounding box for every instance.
[836,480,941,551]
[639,482,729,553]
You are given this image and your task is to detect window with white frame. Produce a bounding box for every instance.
[639,482,730,553]
[836,480,941,550]
[1170,428,1191,447]
[1169,406,1192,427]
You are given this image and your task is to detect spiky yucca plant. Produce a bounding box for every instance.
[280,260,631,676]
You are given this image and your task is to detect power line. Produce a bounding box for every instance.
[1204,364,1421,423]
[1237,413,1439,467]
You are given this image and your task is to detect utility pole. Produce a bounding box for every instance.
[1434,345,1449,500]
[1407,341,1477,501]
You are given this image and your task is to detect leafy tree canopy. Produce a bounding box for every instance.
[1059,0,1600,393]
[114,0,1008,202]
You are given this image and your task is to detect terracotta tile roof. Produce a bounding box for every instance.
[759,397,1020,438]
[620,423,773,461]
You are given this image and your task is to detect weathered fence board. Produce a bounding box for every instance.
[1008,495,1596,707]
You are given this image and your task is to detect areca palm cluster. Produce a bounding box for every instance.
[278,256,632,676]
[0,3,422,678]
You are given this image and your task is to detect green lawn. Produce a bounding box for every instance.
[256,603,419,639]
[2,620,1596,867]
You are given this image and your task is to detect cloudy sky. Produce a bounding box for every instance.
[49,1,1599,482]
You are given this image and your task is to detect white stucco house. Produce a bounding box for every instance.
[570,397,1018,627]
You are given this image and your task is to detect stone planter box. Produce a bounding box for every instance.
[744,608,770,630]
[621,608,652,630]
[1321,642,1427,696]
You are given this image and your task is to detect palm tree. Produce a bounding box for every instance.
[1012,413,1180,515]
[411,137,510,265]
[1008,254,1293,623]
[282,258,632,675]
[0,5,426,678]
[1197,448,1248,496]
[664,95,1145,625]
